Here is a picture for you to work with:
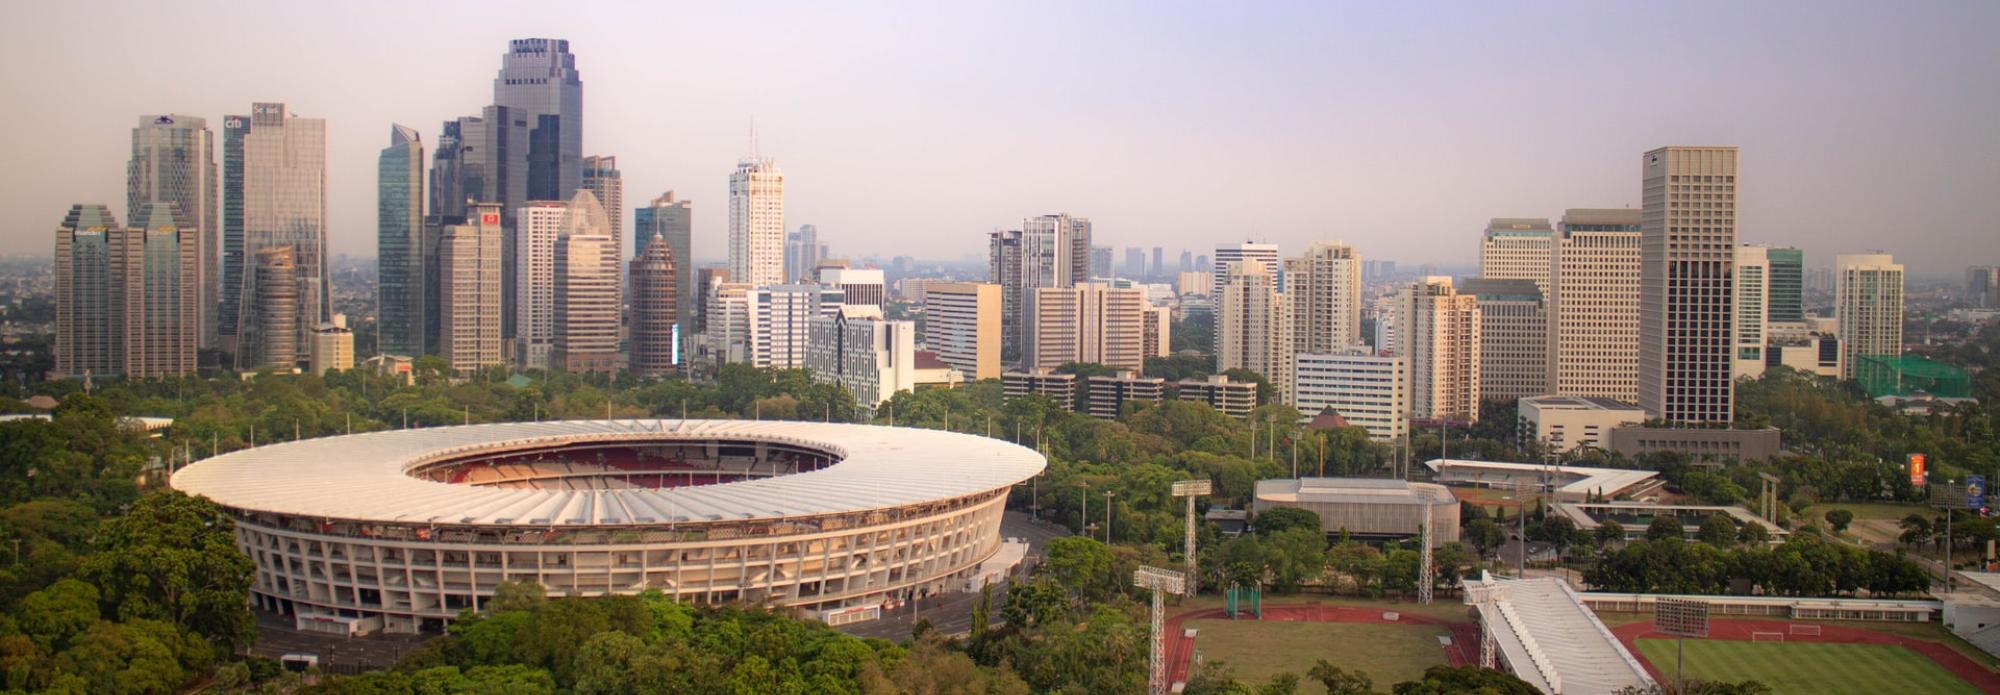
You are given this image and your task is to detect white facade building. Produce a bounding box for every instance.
[1294,350,1408,441]
[1478,218,1554,294]
[1835,253,1904,379]
[1211,242,1281,303]
[1284,241,1363,353]
[808,305,918,407]
[1548,209,1643,401]
[1734,245,1772,379]
[1398,277,1480,423]
[1639,146,1739,424]
[1517,395,1646,454]
[514,200,569,370]
[1023,283,1147,372]
[728,157,785,287]
[1217,260,1294,404]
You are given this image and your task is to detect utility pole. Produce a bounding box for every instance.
[1105,490,1114,542]
[1173,480,1213,597]
[1080,480,1090,536]
[1134,567,1188,695]
[1418,522,1433,604]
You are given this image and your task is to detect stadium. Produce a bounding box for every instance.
[170,419,1045,635]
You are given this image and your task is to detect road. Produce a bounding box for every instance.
[836,510,1072,641]
[247,610,429,671]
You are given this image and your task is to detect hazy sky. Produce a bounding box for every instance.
[4,1,1996,273]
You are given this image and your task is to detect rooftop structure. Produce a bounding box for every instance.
[1252,478,1459,547]
[1462,573,1656,694]
[1423,458,1663,502]
[1552,501,1788,542]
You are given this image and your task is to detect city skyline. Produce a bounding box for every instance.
[4,3,1996,274]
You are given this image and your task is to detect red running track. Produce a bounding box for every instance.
[1610,619,2000,693]
[1163,604,1481,687]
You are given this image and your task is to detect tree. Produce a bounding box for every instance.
[1465,518,1505,558]
[1042,536,1117,602]
[1824,509,1855,534]
[1256,507,1323,537]
[16,578,99,652]
[1737,522,1771,545]
[1698,514,1738,547]
[1646,515,1685,542]
[1595,519,1627,548]
[1266,527,1328,593]
[78,491,255,650]
[1308,659,1373,694]
[1391,665,1538,694]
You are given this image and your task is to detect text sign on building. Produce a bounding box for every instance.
[1969,475,1986,512]
[1909,453,1927,488]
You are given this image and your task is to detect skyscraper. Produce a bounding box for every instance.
[1217,260,1294,404]
[628,235,679,377]
[54,205,120,378]
[989,214,1091,361]
[514,200,570,369]
[729,157,786,287]
[786,224,822,283]
[128,114,217,350]
[636,191,694,356]
[1478,218,1554,294]
[1023,283,1147,372]
[219,103,327,370]
[438,204,506,373]
[1123,248,1145,278]
[428,116,484,222]
[922,282,1001,380]
[553,227,618,373]
[1090,246,1113,278]
[1968,266,2000,308]
[581,155,622,258]
[494,38,584,210]
[1398,277,1481,422]
[1767,247,1804,322]
[250,246,299,370]
[377,125,425,357]
[118,203,200,378]
[1733,245,1771,379]
[1836,253,1904,379]
[1211,242,1281,303]
[1639,146,1737,424]
[1151,247,1164,278]
[1547,208,1642,402]
[1460,278,1543,402]
[1284,241,1362,353]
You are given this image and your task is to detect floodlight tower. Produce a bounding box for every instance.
[1418,522,1433,604]
[1171,479,1212,597]
[1134,566,1187,695]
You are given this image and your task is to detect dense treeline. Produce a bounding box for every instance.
[1584,533,1931,597]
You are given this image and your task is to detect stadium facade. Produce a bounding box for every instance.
[171,420,1044,635]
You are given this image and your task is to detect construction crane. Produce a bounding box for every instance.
[1134,566,1188,695]
[1171,479,1212,598]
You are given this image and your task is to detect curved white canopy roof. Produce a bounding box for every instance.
[171,420,1045,527]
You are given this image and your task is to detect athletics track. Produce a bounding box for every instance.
[1610,618,2000,692]
[1162,603,1480,686]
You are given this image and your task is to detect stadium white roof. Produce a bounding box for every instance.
[1464,572,1655,694]
[1424,458,1659,498]
[171,420,1045,527]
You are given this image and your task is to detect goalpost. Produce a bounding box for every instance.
[1751,631,1786,642]
[1789,624,1822,636]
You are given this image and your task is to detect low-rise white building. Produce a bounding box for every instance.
[1517,395,1645,453]
[806,305,916,407]
[309,315,354,375]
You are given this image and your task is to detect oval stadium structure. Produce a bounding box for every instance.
[170,420,1045,635]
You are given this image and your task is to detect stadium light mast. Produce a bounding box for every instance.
[1172,479,1212,597]
[1133,566,1187,695]
[1418,522,1433,604]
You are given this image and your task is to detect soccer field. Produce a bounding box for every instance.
[1634,638,1981,695]
[1187,620,1452,687]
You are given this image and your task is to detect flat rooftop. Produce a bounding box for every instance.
[1424,458,1659,498]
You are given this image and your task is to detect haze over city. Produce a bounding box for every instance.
[4,0,1996,272]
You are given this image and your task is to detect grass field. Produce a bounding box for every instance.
[1633,639,1981,695]
[1179,594,1474,623]
[1187,619,1451,687]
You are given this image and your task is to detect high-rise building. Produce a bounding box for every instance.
[922,282,1001,380]
[1478,218,1553,293]
[807,305,918,406]
[377,125,425,357]
[1151,247,1165,278]
[118,203,200,378]
[54,205,121,378]
[581,155,622,259]
[494,38,584,212]
[220,103,327,370]
[1293,349,1408,441]
[692,267,730,336]
[1460,278,1543,402]
[437,205,505,373]
[1123,248,1146,278]
[1178,250,1193,274]
[751,285,841,369]
[1965,266,2000,309]
[1284,241,1362,353]
[989,214,1091,361]
[514,200,570,369]
[1547,208,1642,401]
[250,246,299,370]
[820,267,885,306]
[1217,260,1294,403]
[728,157,785,287]
[1211,242,1281,300]
[428,116,484,222]
[786,224,822,284]
[1835,253,1904,379]
[553,229,618,373]
[1141,304,1171,359]
[1733,245,1772,379]
[128,114,218,350]
[1767,247,1804,322]
[1639,146,1738,424]
[628,235,680,377]
[1023,283,1147,372]
[635,191,694,355]
[1398,277,1480,423]
[1090,246,1113,278]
